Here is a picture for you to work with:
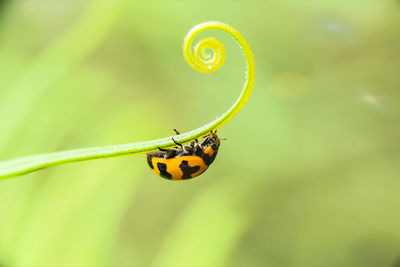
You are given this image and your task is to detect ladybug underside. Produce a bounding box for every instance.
[147,144,199,159]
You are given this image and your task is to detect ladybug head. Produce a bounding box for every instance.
[201,130,221,151]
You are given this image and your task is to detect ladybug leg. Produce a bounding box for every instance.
[190,139,202,156]
[172,129,184,149]
[189,138,199,147]
[194,138,201,150]
[172,138,193,155]
[172,137,183,147]
[158,147,168,152]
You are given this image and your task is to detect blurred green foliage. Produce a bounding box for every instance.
[0,1,399,266]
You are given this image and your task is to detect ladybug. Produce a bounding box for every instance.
[146,129,221,180]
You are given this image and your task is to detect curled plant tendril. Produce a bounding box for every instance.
[188,37,226,73]
[0,21,255,179]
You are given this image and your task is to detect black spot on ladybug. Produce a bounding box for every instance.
[147,155,154,169]
[157,162,172,179]
[202,149,218,166]
[179,160,200,179]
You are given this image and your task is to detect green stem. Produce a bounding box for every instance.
[0,21,255,179]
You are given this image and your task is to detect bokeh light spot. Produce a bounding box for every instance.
[357,90,384,111]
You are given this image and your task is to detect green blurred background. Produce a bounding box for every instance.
[0,1,399,266]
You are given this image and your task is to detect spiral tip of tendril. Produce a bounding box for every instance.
[183,25,227,74]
